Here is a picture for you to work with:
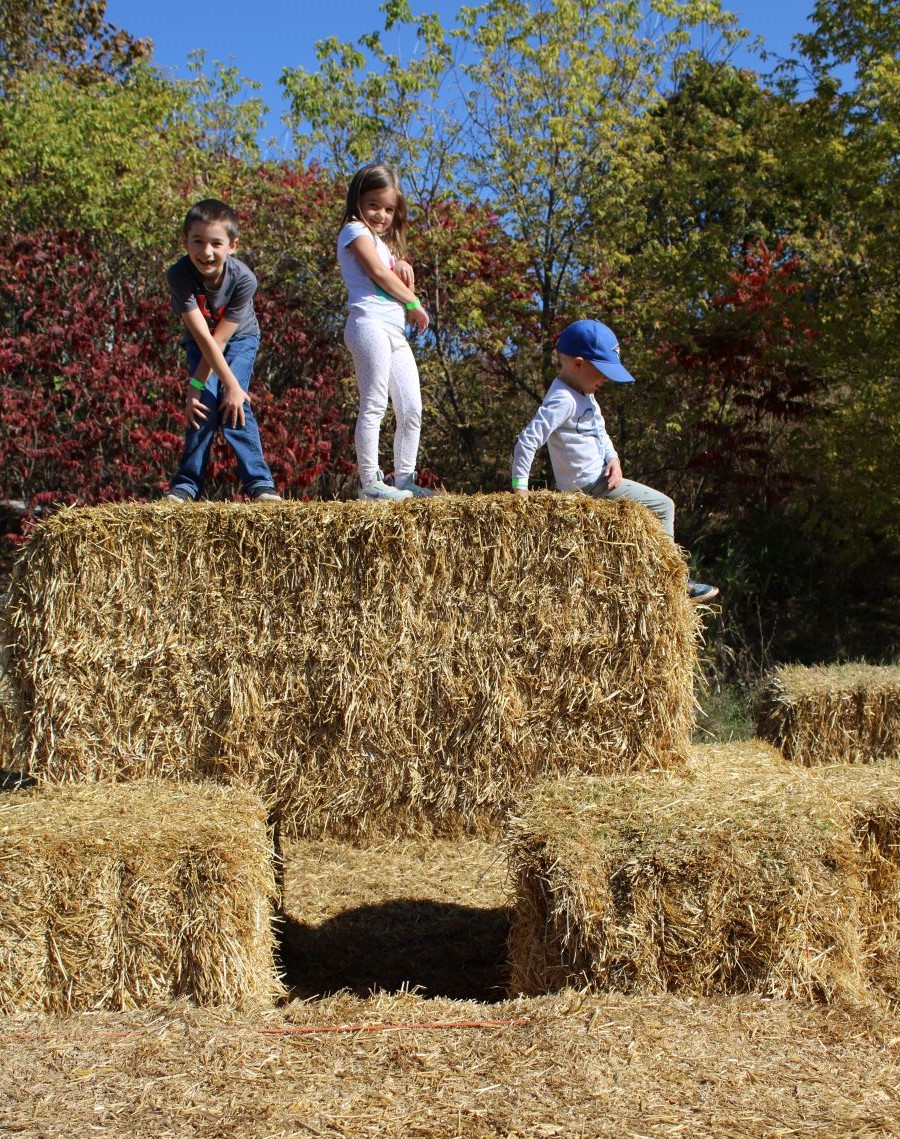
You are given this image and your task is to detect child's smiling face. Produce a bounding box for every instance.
[358,187,398,236]
[183,220,237,284]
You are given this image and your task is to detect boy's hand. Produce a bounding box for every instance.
[603,457,623,490]
[393,260,415,288]
[220,382,250,429]
[185,389,209,429]
[407,305,430,335]
[513,487,529,496]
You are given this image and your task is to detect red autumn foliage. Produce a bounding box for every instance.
[0,223,355,569]
[655,240,819,509]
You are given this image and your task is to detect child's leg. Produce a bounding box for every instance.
[387,330,423,483]
[169,344,221,500]
[587,477,675,538]
[345,316,393,486]
[216,336,277,496]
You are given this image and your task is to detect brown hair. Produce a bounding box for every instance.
[182,199,239,241]
[339,164,408,259]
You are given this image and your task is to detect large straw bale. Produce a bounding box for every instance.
[755,662,900,765]
[507,741,900,1004]
[3,495,699,837]
[0,779,281,1012]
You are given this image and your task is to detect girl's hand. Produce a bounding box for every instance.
[407,304,430,334]
[393,259,416,288]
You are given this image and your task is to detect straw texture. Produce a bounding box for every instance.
[507,741,900,1004]
[755,662,900,765]
[4,495,699,838]
[0,780,281,1013]
[2,992,900,1137]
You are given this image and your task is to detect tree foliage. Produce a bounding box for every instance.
[1,0,897,669]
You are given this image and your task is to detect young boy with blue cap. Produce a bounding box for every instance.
[512,319,719,603]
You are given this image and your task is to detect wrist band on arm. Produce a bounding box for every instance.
[189,378,206,390]
[405,299,421,311]
[512,477,528,490]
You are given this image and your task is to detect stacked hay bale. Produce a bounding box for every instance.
[506,741,900,1004]
[0,779,281,1012]
[4,495,699,838]
[755,662,900,765]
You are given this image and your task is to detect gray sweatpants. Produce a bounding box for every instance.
[583,474,675,539]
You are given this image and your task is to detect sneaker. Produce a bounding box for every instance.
[687,579,720,603]
[394,472,441,498]
[163,489,192,504]
[358,470,413,502]
[250,488,282,503]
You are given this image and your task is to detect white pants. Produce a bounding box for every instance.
[344,314,423,487]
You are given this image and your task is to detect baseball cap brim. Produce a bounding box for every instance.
[588,356,636,384]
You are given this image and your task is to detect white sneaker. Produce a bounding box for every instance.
[163,490,192,504]
[358,470,413,502]
[394,471,441,497]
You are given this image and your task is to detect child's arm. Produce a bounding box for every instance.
[511,391,573,494]
[348,237,429,334]
[181,310,248,428]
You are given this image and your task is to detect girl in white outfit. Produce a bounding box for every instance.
[337,164,435,500]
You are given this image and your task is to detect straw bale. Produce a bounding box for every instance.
[506,740,900,1004]
[755,661,900,765]
[4,495,699,838]
[0,779,281,1012]
[2,991,900,1137]
[0,643,24,766]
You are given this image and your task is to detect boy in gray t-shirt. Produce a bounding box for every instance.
[512,319,718,603]
[164,198,279,503]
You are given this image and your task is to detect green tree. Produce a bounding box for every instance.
[0,0,149,89]
[0,63,190,245]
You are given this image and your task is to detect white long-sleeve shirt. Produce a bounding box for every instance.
[512,377,618,492]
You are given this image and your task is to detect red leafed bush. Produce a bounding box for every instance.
[0,226,355,572]
[0,231,183,535]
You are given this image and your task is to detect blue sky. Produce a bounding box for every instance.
[105,0,824,151]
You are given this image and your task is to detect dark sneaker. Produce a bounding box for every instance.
[687,579,720,603]
[163,489,192,504]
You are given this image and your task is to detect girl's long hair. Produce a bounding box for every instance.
[340,164,409,259]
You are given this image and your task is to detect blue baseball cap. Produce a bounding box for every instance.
[556,320,635,384]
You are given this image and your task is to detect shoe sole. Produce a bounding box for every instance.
[689,587,720,603]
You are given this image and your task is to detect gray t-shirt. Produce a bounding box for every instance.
[165,254,260,343]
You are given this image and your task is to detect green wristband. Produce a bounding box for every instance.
[512,477,528,490]
[189,378,206,391]
[405,299,421,311]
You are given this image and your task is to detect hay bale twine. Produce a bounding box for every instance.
[507,741,900,1005]
[0,780,281,1013]
[3,496,699,838]
[755,663,900,765]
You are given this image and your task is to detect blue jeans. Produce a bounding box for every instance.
[169,336,275,499]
